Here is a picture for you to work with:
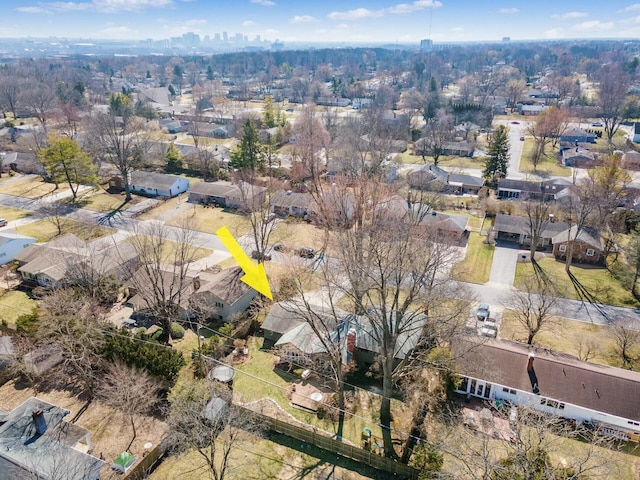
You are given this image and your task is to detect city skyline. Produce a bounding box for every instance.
[2,0,640,45]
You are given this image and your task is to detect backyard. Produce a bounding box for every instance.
[14,219,114,243]
[519,138,571,177]
[0,175,69,199]
[166,204,252,237]
[0,289,37,328]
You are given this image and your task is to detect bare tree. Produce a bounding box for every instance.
[504,78,526,111]
[97,361,160,450]
[121,219,202,343]
[523,198,552,261]
[445,406,619,479]
[21,81,56,136]
[85,94,150,201]
[290,104,330,182]
[610,318,640,369]
[416,108,453,166]
[37,200,72,236]
[506,275,559,345]
[598,63,633,144]
[0,75,21,120]
[165,377,261,480]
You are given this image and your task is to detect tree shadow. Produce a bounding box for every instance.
[97,201,129,226]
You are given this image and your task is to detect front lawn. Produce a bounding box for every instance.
[126,235,213,262]
[166,205,252,237]
[15,219,114,243]
[76,190,133,213]
[269,220,327,251]
[0,206,33,222]
[519,138,571,177]
[499,312,640,371]
[514,257,639,307]
[0,176,69,199]
[450,232,494,284]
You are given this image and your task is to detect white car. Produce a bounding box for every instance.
[481,322,497,338]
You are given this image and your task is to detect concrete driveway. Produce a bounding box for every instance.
[489,242,520,285]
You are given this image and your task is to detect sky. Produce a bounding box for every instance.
[2,0,640,44]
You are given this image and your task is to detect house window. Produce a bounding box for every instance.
[215,302,224,308]
[586,249,595,257]
[629,421,640,426]
[502,387,516,395]
[558,245,567,253]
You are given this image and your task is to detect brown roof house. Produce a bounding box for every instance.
[15,234,139,288]
[187,180,266,210]
[552,226,603,265]
[408,164,484,195]
[270,190,311,218]
[0,397,107,479]
[493,214,568,249]
[188,267,258,323]
[454,339,640,441]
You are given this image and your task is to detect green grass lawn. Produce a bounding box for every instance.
[514,257,639,307]
[519,138,571,177]
[15,219,114,243]
[441,211,484,230]
[450,232,494,284]
[234,337,407,448]
[126,235,213,262]
[0,290,37,328]
[0,206,33,222]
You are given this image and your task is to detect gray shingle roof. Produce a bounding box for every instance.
[129,171,186,190]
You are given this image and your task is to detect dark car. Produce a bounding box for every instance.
[251,251,272,261]
[273,244,287,252]
[511,121,520,124]
[476,303,490,321]
[296,247,315,259]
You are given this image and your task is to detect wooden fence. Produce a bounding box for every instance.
[255,411,419,480]
[123,444,166,480]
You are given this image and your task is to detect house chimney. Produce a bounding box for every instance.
[549,213,554,223]
[32,409,47,435]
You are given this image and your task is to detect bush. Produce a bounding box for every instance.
[103,328,185,383]
[150,329,164,342]
[16,309,39,336]
[170,322,185,339]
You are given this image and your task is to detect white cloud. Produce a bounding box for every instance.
[328,0,440,21]
[497,8,519,14]
[622,3,640,12]
[291,15,318,24]
[47,0,174,13]
[49,2,92,11]
[328,8,381,20]
[572,20,614,31]
[15,6,53,14]
[242,20,257,27]
[544,28,565,38]
[250,0,276,6]
[551,11,588,20]
[99,25,135,36]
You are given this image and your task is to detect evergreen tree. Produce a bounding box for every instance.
[230,119,265,172]
[262,95,276,128]
[165,143,183,173]
[206,65,214,81]
[484,124,510,180]
[40,134,98,201]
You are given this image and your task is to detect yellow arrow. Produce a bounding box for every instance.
[216,226,273,300]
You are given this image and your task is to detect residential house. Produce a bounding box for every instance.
[552,226,604,265]
[274,322,339,372]
[261,303,306,344]
[157,118,186,134]
[541,178,572,200]
[187,180,267,210]
[497,179,544,200]
[519,104,545,116]
[0,233,36,265]
[270,190,311,217]
[622,150,640,170]
[188,267,258,323]
[561,147,599,168]
[0,397,106,479]
[560,128,597,144]
[138,86,173,107]
[15,234,139,288]
[493,214,568,248]
[128,171,189,198]
[441,141,476,157]
[408,164,484,195]
[453,339,640,441]
[316,97,351,107]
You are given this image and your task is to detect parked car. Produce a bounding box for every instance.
[591,122,603,127]
[296,247,315,259]
[251,251,272,261]
[273,244,287,252]
[476,303,490,321]
[481,323,497,338]
[0,219,7,227]
[511,121,520,124]
[520,136,525,141]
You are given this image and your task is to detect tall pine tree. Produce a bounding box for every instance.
[484,124,509,181]
[230,119,265,173]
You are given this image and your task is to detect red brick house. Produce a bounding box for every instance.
[552,226,603,265]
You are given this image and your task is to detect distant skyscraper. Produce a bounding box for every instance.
[420,39,433,52]
[502,37,511,43]
[222,31,228,42]
[255,35,261,42]
[214,33,221,42]
[235,33,243,44]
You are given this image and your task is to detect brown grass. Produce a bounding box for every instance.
[0,176,69,199]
